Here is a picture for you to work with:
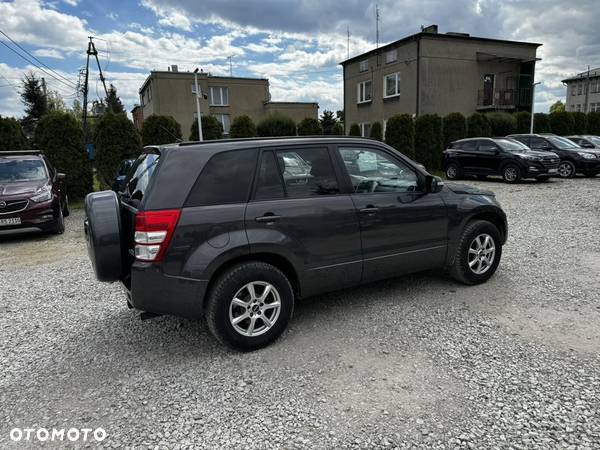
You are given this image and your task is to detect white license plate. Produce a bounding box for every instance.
[0,217,21,226]
[548,168,558,174]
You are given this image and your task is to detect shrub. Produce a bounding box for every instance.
[94,113,141,185]
[486,112,517,136]
[588,112,600,135]
[571,112,588,134]
[229,115,256,138]
[533,113,550,133]
[331,122,343,135]
[190,115,223,140]
[368,121,383,141]
[0,116,28,151]
[514,111,532,134]
[467,113,492,137]
[385,114,414,159]
[348,123,361,136]
[442,112,467,148]
[414,114,443,171]
[257,114,296,137]
[141,115,182,146]
[297,117,323,135]
[34,111,92,200]
[549,111,575,136]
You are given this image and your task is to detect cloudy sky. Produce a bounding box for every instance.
[0,0,598,119]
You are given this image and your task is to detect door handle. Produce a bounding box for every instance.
[359,206,379,215]
[255,214,281,223]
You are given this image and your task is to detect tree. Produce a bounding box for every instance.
[34,111,92,200]
[229,115,256,138]
[486,112,517,136]
[336,110,344,125]
[105,84,125,114]
[442,112,467,148]
[47,90,66,112]
[331,122,343,135]
[587,112,600,135]
[190,115,223,140]
[467,113,492,137]
[0,116,28,151]
[297,117,323,135]
[514,111,532,134]
[571,111,588,134]
[533,113,551,133]
[94,113,141,184]
[20,72,48,135]
[348,123,361,136]
[369,121,383,141]
[320,110,337,135]
[549,111,574,136]
[385,114,414,159]
[549,100,565,114]
[414,114,443,171]
[257,114,296,136]
[141,115,182,146]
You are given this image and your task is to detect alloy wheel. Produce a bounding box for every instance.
[468,233,496,275]
[558,162,574,178]
[504,166,518,182]
[229,281,282,337]
[447,165,457,179]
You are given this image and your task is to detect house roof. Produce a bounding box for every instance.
[139,71,268,94]
[561,68,600,83]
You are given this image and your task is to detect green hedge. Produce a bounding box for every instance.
[487,112,516,136]
[94,113,141,185]
[571,112,588,134]
[257,114,296,137]
[348,123,361,136]
[533,113,550,133]
[190,115,223,140]
[370,121,383,141]
[588,112,600,135]
[297,117,323,135]
[385,114,415,159]
[0,116,28,151]
[467,113,492,137]
[34,111,92,200]
[514,111,531,134]
[229,115,256,138]
[331,122,343,135]
[442,112,466,147]
[141,115,182,146]
[549,111,575,136]
[414,114,442,170]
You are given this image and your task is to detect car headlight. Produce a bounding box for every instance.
[30,187,52,203]
[523,155,541,161]
[577,152,596,159]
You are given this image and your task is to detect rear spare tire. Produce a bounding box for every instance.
[84,190,123,282]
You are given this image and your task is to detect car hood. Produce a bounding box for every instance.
[0,181,46,197]
[446,183,495,196]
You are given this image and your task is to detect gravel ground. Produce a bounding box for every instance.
[1,176,599,449]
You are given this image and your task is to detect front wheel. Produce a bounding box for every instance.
[502,164,521,183]
[446,162,463,180]
[205,262,294,351]
[558,161,575,178]
[48,207,65,235]
[449,220,502,285]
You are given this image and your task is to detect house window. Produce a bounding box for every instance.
[571,85,576,96]
[591,103,599,113]
[577,83,583,95]
[357,80,372,103]
[209,86,229,106]
[359,59,369,72]
[359,122,371,137]
[385,49,397,64]
[213,114,231,134]
[576,104,581,112]
[383,72,400,98]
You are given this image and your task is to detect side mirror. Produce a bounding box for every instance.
[56,173,66,181]
[114,175,127,192]
[425,175,444,193]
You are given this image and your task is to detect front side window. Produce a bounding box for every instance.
[338,147,419,193]
[496,139,530,152]
[384,72,400,98]
[357,80,372,103]
[547,136,579,150]
[478,141,499,152]
[453,140,478,151]
[0,159,47,183]
[209,86,229,106]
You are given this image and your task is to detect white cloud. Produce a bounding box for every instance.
[32,48,64,59]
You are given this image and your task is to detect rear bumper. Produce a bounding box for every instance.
[126,263,208,319]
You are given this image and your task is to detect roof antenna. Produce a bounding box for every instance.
[347,24,350,60]
[375,4,380,49]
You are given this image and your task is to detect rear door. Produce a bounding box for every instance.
[454,140,480,173]
[245,145,362,297]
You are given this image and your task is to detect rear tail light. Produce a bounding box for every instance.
[134,209,181,262]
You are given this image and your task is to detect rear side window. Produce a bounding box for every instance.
[186,149,258,206]
[454,140,477,151]
[126,153,160,206]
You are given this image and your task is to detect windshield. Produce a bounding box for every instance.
[547,136,579,150]
[0,159,48,183]
[496,139,530,152]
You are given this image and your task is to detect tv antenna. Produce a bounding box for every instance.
[375,4,380,48]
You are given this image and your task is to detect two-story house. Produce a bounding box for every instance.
[562,68,600,113]
[136,66,319,136]
[340,25,541,136]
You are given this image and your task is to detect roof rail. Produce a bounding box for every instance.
[176,135,375,147]
[0,150,41,156]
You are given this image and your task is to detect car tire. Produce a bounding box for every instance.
[446,162,463,180]
[205,262,294,351]
[502,164,521,183]
[84,190,123,282]
[62,195,70,217]
[49,206,65,235]
[449,220,502,285]
[558,161,576,178]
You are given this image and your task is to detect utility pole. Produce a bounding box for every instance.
[82,36,111,145]
[375,5,380,49]
[228,56,233,76]
[41,77,47,98]
[194,68,203,141]
[530,82,541,134]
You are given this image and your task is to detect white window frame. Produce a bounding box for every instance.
[357,80,372,104]
[213,113,231,134]
[359,122,371,137]
[209,86,229,106]
[359,59,369,72]
[385,49,397,64]
[383,72,400,98]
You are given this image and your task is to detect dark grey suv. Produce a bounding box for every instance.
[85,137,507,350]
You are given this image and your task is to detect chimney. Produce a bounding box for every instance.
[421,24,438,34]
[171,65,179,72]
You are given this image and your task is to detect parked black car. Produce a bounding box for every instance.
[566,135,600,150]
[443,137,560,183]
[508,134,600,178]
[0,150,68,234]
[85,137,507,350]
[112,159,135,192]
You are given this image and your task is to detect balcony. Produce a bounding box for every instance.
[477,88,532,110]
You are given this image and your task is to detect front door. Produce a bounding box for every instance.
[335,145,448,283]
[483,74,495,106]
[474,140,503,174]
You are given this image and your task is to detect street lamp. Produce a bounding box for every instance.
[194,68,203,141]
[530,81,542,134]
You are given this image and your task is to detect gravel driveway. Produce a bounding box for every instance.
[1,177,599,449]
